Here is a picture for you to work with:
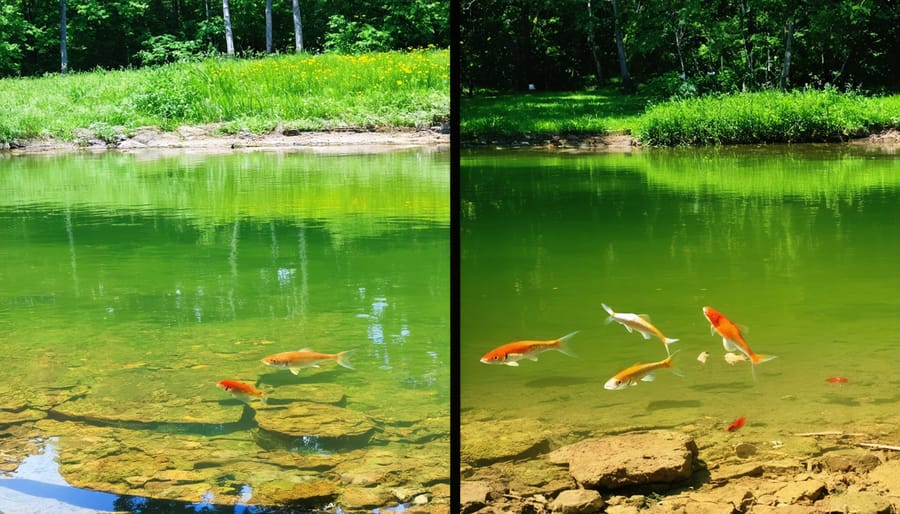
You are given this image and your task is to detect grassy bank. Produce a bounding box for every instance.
[0,49,449,144]
[461,88,900,146]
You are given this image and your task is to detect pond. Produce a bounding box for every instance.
[460,145,900,469]
[0,148,450,513]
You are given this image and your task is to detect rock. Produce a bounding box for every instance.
[709,462,763,483]
[734,442,757,458]
[460,480,492,512]
[550,489,605,513]
[339,486,394,510]
[822,450,880,473]
[253,479,337,506]
[116,139,147,149]
[818,490,894,513]
[461,419,550,466]
[255,402,377,444]
[549,431,698,489]
[774,479,827,504]
[867,460,900,497]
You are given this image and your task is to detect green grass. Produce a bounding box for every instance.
[639,89,900,146]
[0,49,449,143]
[461,88,647,139]
[461,88,900,146]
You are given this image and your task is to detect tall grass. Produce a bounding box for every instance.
[0,49,449,143]
[461,89,647,139]
[638,89,900,146]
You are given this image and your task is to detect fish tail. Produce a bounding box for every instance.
[555,331,579,358]
[663,337,679,355]
[750,352,777,366]
[601,303,615,324]
[667,350,686,377]
[260,394,268,405]
[336,350,355,370]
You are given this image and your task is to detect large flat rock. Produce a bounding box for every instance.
[548,430,698,489]
[255,402,377,443]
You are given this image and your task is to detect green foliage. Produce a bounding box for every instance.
[638,89,899,146]
[461,88,646,138]
[135,35,206,66]
[324,14,393,53]
[463,0,898,93]
[0,0,449,78]
[0,49,449,142]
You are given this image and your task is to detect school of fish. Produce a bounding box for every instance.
[480,303,779,390]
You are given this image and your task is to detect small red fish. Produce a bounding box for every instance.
[726,416,746,432]
[217,380,267,404]
[826,376,848,384]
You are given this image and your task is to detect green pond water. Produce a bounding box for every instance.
[461,146,900,468]
[0,149,450,511]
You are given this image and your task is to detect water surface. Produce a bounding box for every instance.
[461,146,900,464]
[0,148,450,512]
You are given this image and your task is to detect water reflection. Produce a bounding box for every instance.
[0,149,450,510]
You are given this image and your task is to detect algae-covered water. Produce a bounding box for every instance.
[461,146,900,465]
[0,149,450,512]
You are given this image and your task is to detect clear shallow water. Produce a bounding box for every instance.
[0,149,450,512]
[461,146,900,462]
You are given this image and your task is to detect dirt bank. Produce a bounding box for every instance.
[462,129,900,151]
[1,123,450,156]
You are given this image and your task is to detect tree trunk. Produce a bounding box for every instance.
[586,0,603,85]
[265,0,273,53]
[223,0,234,55]
[738,0,753,89]
[674,20,686,80]
[610,0,631,90]
[780,18,793,90]
[292,0,303,52]
[60,0,67,74]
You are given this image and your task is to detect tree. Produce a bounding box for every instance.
[292,0,303,52]
[265,0,273,53]
[60,0,68,74]
[609,0,630,89]
[222,0,234,55]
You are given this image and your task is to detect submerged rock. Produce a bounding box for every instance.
[549,430,698,489]
[550,489,605,513]
[255,402,377,444]
[461,418,551,466]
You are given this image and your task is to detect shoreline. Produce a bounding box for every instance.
[1,124,451,156]
[462,129,900,151]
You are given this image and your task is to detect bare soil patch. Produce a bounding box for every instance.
[2,123,450,155]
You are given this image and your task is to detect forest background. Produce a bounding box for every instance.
[0,0,449,77]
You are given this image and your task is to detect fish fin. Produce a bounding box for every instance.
[751,353,777,366]
[638,314,652,322]
[738,324,750,334]
[640,330,652,340]
[555,331,579,358]
[260,396,268,405]
[505,361,519,367]
[289,367,301,375]
[624,325,634,333]
[528,356,540,361]
[601,303,615,316]
[722,338,739,352]
[298,348,314,352]
[336,350,355,370]
[709,325,717,336]
[663,338,679,355]
[641,373,656,382]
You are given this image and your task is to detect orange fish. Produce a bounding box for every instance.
[726,416,747,432]
[217,380,267,404]
[261,348,354,375]
[604,352,678,390]
[480,331,578,366]
[826,376,848,384]
[602,303,679,355]
[702,306,776,372]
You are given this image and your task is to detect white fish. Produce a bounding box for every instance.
[602,303,679,355]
